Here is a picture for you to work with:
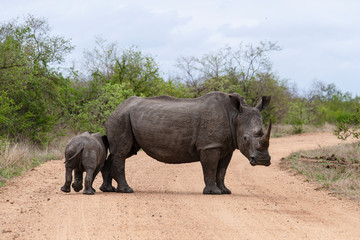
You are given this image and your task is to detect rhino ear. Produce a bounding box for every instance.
[229,94,243,113]
[256,96,271,112]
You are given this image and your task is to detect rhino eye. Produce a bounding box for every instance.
[243,136,248,141]
[255,130,264,137]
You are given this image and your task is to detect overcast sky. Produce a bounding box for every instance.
[1,0,360,96]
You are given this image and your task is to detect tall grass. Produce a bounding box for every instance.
[271,123,335,138]
[0,135,72,186]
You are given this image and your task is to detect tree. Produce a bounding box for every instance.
[82,38,164,97]
[247,73,292,122]
[0,91,20,132]
[72,83,134,133]
[229,41,281,100]
[306,81,355,125]
[175,56,205,95]
[112,47,163,96]
[82,36,119,82]
[175,41,281,99]
[0,15,74,141]
[174,42,291,123]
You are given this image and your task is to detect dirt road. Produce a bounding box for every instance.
[1,132,359,240]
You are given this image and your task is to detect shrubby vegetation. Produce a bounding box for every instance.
[0,16,74,142]
[334,107,360,140]
[286,81,360,134]
[281,142,360,201]
[70,83,134,134]
[1,15,359,186]
[0,15,359,143]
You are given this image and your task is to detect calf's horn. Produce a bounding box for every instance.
[260,120,272,148]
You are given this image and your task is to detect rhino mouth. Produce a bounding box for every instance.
[249,158,271,167]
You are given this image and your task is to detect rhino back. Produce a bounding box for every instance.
[66,133,106,167]
[117,92,236,163]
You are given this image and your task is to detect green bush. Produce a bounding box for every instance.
[0,91,20,134]
[334,107,360,140]
[71,83,134,133]
[0,15,73,142]
[285,100,307,134]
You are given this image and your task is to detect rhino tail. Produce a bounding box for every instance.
[65,142,85,163]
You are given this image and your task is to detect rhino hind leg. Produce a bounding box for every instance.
[100,164,115,191]
[89,166,102,193]
[83,168,96,195]
[72,182,83,192]
[61,167,73,193]
[104,114,138,193]
[100,154,116,192]
[200,149,222,195]
[112,155,134,193]
[216,153,233,194]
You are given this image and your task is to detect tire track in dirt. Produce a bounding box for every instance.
[0,132,359,240]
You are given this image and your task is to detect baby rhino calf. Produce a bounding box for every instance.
[61,132,109,195]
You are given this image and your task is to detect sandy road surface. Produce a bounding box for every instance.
[1,132,359,240]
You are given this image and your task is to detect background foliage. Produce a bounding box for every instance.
[0,16,359,143]
[0,16,73,142]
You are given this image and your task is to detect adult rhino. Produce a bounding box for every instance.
[100,92,272,194]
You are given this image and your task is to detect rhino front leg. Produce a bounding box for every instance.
[200,148,221,195]
[216,152,233,194]
[61,167,72,193]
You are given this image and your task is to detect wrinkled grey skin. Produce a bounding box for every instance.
[61,132,109,195]
[100,92,271,195]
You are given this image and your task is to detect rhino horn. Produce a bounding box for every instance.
[260,120,272,148]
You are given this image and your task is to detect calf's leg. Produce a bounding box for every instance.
[72,168,83,192]
[90,166,102,193]
[83,168,95,195]
[61,167,72,192]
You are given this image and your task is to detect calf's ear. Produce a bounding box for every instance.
[229,94,243,113]
[256,96,271,112]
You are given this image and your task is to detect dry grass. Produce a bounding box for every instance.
[272,123,335,138]
[0,135,73,186]
[280,141,360,201]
